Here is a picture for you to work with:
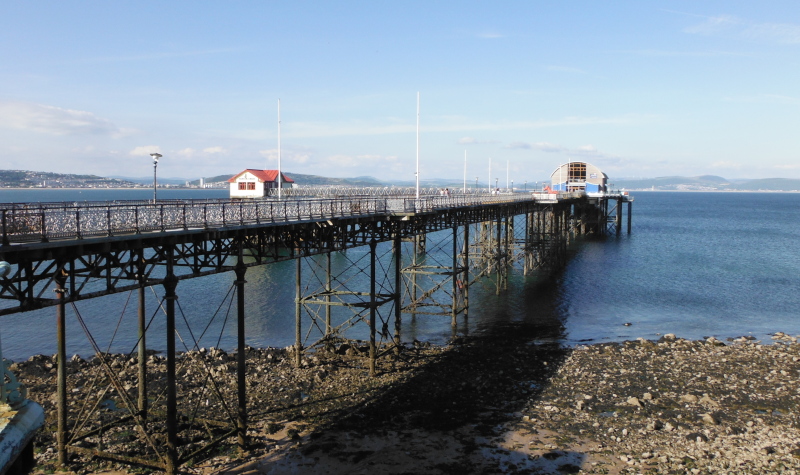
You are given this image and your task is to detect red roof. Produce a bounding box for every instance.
[228,169,295,183]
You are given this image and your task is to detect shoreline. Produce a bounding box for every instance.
[16,332,800,474]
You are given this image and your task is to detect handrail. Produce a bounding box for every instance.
[0,193,562,245]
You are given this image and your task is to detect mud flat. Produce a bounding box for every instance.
[14,330,800,474]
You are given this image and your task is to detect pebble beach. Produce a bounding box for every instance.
[14,330,800,474]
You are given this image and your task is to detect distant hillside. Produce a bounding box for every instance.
[0,170,137,188]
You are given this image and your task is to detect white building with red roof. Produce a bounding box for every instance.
[228,169,295,198]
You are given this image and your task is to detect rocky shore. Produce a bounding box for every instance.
[13,330,800,474]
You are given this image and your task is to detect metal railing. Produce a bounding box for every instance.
[0,192,557,245]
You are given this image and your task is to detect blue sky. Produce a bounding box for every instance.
[1,1,799,184]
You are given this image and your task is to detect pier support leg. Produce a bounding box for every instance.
[451,226,458,327]
[369,240,377,377]
[55,271,68,467]
[137,281,147,426]
[234,255,248,452]
[393,234,401,353]
[163,249,179,475]
[616,198,623,236]
[325,251,332,338]
[295,257,302,368]
[494,218,503,295]
[627,201,632,234]
[463,223,469,319]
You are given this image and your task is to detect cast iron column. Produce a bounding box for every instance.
[234,256,248,451]
[163,248,178,475]
[55,271,68,467]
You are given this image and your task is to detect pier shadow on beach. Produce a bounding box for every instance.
[246,317,580,474]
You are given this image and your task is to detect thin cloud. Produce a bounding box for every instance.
[203,146,228,154]
[745,23,800,44]
[84,47,243,63]
[504,142,532,150]
[130,146,161,156]
[287,115,638,139]
[681,12,800,45]
[533,142,565,153]
[684,14,741,35]
[0,101,123,136]
[723,93,800,105]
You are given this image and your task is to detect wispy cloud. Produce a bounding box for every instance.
[286,115,638,139]
[744,23,800,44]
[259,148,312,165]
[504,142,531,150]
[682,13,800,45]
[84,47,243,63]
[0,101,127,136]
[459,136,500,145]
[684,14,741,35]
[130,146,161,156]
[505,141,623,164]
[722,93,800,105]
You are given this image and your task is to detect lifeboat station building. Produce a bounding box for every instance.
[550,161,608,195]
[228,169,295,198]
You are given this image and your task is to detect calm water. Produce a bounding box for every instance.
[1,189,799,360]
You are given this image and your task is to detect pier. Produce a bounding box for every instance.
[0,188,631,473]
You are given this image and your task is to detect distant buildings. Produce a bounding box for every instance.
[228,169,296,198]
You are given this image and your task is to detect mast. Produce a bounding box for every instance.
[277,99,282,200]
[463,150,467,193]
[415,92,420,201]
[488,157,492,193]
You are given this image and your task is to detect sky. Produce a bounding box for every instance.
[1,1,800,184]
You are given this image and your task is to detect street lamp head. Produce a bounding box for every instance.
[150,153,162,164]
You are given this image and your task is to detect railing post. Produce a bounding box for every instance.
[75,209,81,239]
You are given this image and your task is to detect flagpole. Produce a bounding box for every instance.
[277,99,282,200]
[415,92,420,202]
[463,150,467,193]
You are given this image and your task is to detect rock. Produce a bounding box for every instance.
[698,395,719,408]
[680,394,699,403]
[700,413,720,425]
[627,397,643,407]
[646,419,663,431]
[686,432,708,442]
[642,392,653,401]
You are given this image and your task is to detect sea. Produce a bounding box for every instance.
[1,188,799,361]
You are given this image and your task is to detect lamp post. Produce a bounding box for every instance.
[475,176,478,193]
[150,153,162,203]
[524,180,527,191]
[495,178,498,191]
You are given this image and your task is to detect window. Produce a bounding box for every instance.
[238,181,256,190]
